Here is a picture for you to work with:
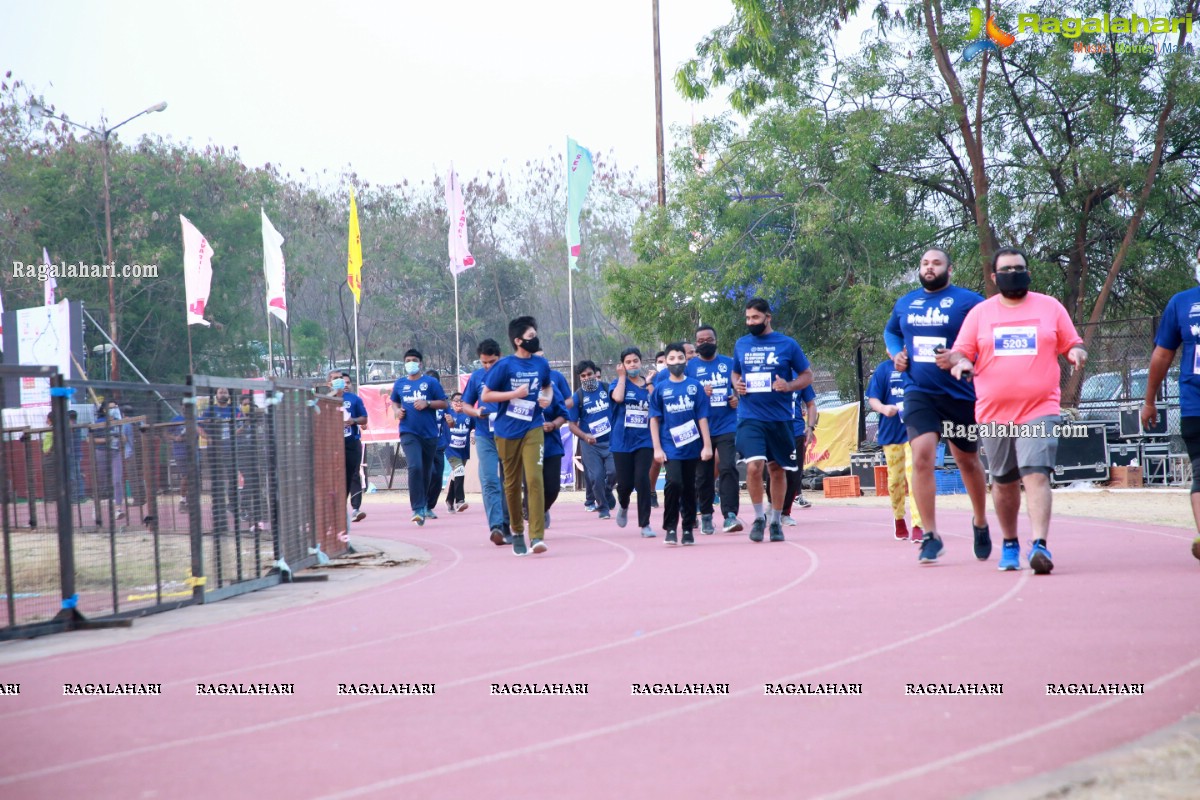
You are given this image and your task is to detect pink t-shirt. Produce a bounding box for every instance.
[951,292,1083,424]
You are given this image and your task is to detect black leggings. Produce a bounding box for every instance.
[664,458,699,532]
[522,454,563,517]
[613,448,654,528]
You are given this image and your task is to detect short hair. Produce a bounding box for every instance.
[745,297,771,314]
[404,348,423,362]
[695,324,716,337]
[619,347,643,363]
[508,316,537,347]
[925,247,952,267]
[425,369,440,380]
[477,338,502,357]
[341,371,351,380]
[665,342,687,357]
[450,391,462,401]
[654,350,666,361]
[575,359,599,377]
[990,247,1028,272]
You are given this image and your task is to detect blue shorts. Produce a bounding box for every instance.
[736,418,798,471]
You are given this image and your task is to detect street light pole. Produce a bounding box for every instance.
[652,0,666,207]
[30,100,167,383]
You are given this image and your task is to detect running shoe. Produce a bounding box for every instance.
[640,526,656,538]
[998,539,1020,571]
[530,538,548,555]
[411,510,424,526]
[681,530,695,546]
[973,521,992,561]
[424,508,439,520]
[584,503,597,512]
[700,514,714,535]
[769,521,785,542]
[749,518,766,543]
[353,510,366,522]
[781,515,797,527]
[489,527,505,546]
[723,514,744,533]
[512,534,528,556]
[445,503,457,514]
[457,501,470,512]
[664,529,678,546]
[795,496,812,509]
[598,510,612,520]
[894,518,909,541]
[1028,540,1054,575]
[910,525,924,543]
[650,492,659,509]
[616,506,628,528]
[918,532,943,563]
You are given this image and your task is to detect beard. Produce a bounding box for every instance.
[919,271,950,291]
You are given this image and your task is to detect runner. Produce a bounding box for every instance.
[569,360,617,521]
[390,349,448,526]
[780,385,817,524]
[482,316,554,556]
[456,339,510,544]
[948,247,1085,574]
[865,358,922,541]
[688,325,743,534]
[329,369,368,522]
[424,369,449,520]
[538,382,570,529]
[443,391,473,514]
[611,347,656,537]
[732,297,814,543]
[650,342,713,545]
[883,248,990,564]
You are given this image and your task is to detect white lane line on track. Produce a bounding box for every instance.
[0,532,630,721]
[306,553,1030,799]
[0,540,817,787]
[812,653,1200,800]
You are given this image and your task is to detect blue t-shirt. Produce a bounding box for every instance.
[1154,286,1200,416]
[462,369,499,440]
[733,331,811,423]
[866,360,907,445]
[390,375,447,440]
[884,285,984,402]
[790,385,816,439]
[549,370,572,405]
[435,413,450,450]
[170,413,187,461]
[340,391,368,440]
[446,411,474,460]
[198,403,240,449]
[650,376,710,461]
[483,354,552,440]
[610,379,652,452]
[687,355,737,437]
[542,394,568,459]
[569,382,614,443]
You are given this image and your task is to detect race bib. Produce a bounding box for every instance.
[895,401,905,420]
[710,385,729,407]
[507,398,536,422]
[450,464,466,479]
[1194,346,1200,373]
[746,372,773,393]
[588,417,611,437]
[669,420,700,448]
[450,433,469,450]
[913,336,947,364]
[344,425,354,438]
[993,326,1037,356]
[624,406,649,428]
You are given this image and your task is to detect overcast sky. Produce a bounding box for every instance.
[2,0,751,189]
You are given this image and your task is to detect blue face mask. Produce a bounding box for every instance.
[331,379,346,391]
[405,361,421,376]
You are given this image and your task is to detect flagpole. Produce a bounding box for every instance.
[353,299,361,388]
[186,322,195,375]
[568,257,575,378]
[266,311,274,377]
[454,270,461,378]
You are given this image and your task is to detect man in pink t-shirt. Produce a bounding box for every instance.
[947,248,1087,575]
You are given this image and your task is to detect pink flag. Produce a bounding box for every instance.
[180,214,213,327]
[42,247,57,306]
[445,165,475,275]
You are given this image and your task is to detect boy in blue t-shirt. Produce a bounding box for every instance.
[866,358,923,542]
[443,391,474,514]
[650,342,713,546]
[568,359,618,519]
[390,350,448,525]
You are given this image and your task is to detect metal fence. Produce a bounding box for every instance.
[0,372,345,639]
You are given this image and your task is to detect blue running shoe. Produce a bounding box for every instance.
[1028,540,1054,575]
[423,508,438,520]
[918,533,943,563]
[998,539,1020,571]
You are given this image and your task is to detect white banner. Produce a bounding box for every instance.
[261,209,288,324]
[445,165,475,275]
[180,214,213,327]
[17,299,71,407]
[42,247,57,306]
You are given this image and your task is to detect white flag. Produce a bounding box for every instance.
[261,209,288,325]
[445,165,475,275]
[42,247,57,306]
[180,214,213,327]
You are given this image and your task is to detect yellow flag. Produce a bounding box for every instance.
[347,189,362,304]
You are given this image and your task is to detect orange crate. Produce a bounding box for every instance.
[874,465,890,497]
[823,475,861,498]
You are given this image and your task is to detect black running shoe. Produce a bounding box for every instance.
[749,518,766,543]
[973,522,992,561]
[681,530,695,546]
[769,521,785,542]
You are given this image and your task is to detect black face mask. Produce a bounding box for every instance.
[667,362,687,377]
[919,270,950,291]
[519,336,541,354]
[995,270,1031,299]
[696,342,718,359]
[747,322,767,337]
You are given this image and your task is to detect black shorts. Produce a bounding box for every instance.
[736,419,798,471]
[1182,416,1200,461]
[903,389,978,453]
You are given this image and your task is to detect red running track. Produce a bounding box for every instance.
[0,498,1197,799]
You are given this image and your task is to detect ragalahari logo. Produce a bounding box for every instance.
[963,7,1016,61]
